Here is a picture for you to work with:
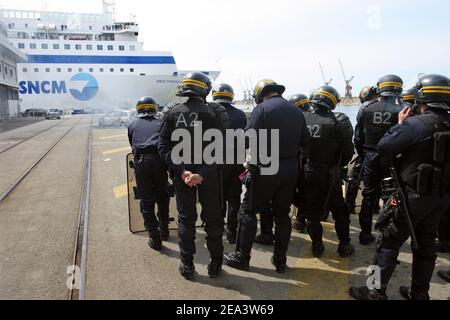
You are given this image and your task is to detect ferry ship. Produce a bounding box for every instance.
[1,1,219,111]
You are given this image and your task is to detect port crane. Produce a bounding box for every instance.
[339,58,354,99]
[319,63,333,86]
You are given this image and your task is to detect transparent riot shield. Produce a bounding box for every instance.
[127,153,203,233]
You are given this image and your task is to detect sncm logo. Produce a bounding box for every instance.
[18,72,99,101]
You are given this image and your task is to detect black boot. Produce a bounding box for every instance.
[179,256,195,281]
[437,269,450,283]
[148,232,162,251]
[208,257,223,278]
[338,242,355,258]
[224,251,250,271]
[293,219,307,234]
[271,255,287,274]
[359,232,376,245]
[349,286,387,300]
[225,230,237,245]
[399,286,413,300]
[311,241,325,258]
[255,234,274,246]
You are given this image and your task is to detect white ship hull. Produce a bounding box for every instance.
[16,69,220,110]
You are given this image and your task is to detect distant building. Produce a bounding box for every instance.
[0,18,26,118]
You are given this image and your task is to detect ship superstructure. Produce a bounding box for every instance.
[1,1,219,110]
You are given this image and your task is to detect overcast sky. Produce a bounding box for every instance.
[1,0,449,99]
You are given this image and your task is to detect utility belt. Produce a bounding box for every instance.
[136,153,159,162]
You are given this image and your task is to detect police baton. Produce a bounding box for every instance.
[389,167,419,250]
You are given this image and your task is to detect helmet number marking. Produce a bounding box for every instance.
[373,112,392,125]
[307,124,321,138]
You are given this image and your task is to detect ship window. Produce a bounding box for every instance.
[86,45,93,50]
[97,45,103,50]
[30,43,37,49]
[25,23,29,28]
[53,44,60,50]
[57,68,61,72]
[75,44,82,50]
[130,68,134,73]
[41,43,48,49]
[89,26,93,30]
[68,68,72,72]
[119,45,125,51]
[79,68,83,72]
[34,68,39,72]
[89,68,94,72]
[129,45,135,51]
[23,68,28,73]
[110,68,114,72]
[100,68,104,72]
[45,68,50,72]
[120,68,124,72]
[64,44,71,50]
[107,45,114,51]
[18,43,25,49]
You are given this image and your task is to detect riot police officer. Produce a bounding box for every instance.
[254,94,312,243]
[302,86,355,258]
[355,75,404,245]
[401,87,417,107]
[158,72,229,280]
[212,83,247,245]
[346,86,379,215]
[128,97,170,251]
[290,94,312,233]
[224,80,310,273]
[350,74,450,300]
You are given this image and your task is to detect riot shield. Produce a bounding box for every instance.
[127,153,203,233]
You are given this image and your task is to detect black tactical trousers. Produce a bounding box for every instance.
[174,168,224,260]
[346,157,363,211]
[360,152,389,234]
[375,192,450,299]
[303,164,351,245]
[135,157,170,234]
[259,209,274,237]
[238,159,298,259]
[223,164,244,234]
[438,205,450,244]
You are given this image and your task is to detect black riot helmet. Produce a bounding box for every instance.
[414,74,450,110]
[253,79,286,104]
[136,96,158,117]
[311,85,341,110]
[289,94,311,112]
[377,74,404,96]
[401,87,417,106]
[176,72,212,98]
[212,83,235,104]
[359,85,377,104]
